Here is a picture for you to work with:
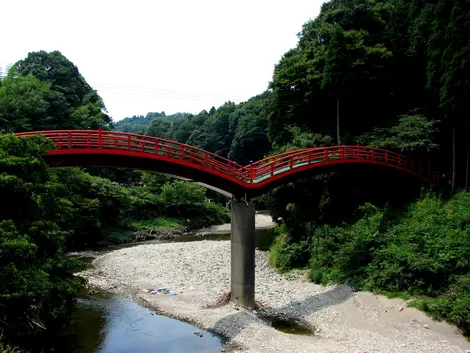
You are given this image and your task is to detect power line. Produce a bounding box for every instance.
[94,82,248,102]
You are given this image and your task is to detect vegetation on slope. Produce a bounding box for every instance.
[0,0,469,349]
[0,51,228,350]
[270,192,470,335]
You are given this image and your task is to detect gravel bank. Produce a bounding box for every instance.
[196,213,275,235]
[78,241,470,353]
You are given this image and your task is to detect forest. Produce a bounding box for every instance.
[1,0,470,351]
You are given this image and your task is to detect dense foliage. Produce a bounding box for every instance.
[0,134,83,349]
[0,51,228,350]
[1,0,469,348]
[292,193,469,335]
[263,0,469,336]
[109,0,470,337]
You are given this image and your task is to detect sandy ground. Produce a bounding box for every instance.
[78,239,470,353]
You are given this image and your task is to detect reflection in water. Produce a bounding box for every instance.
[69,296,222,353]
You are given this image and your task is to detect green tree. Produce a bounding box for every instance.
[427,0,470,193]
[358,112,439,152]
[12,50,112,129]
[0,73,66,132]
[0,134,82,347]
[160,180,206,205]
[321,24,351,145]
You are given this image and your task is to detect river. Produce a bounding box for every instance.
[64,227,276,353]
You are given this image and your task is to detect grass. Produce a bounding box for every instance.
[127,217,185,231]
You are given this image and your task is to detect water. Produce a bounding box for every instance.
[257,315,314,335]
[68,295,222,353]
[66,227,277,353]
[172,228,276,251]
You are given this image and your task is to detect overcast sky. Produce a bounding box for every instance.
[2,0,323,121]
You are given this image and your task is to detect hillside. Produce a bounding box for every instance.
[113,111,191,133]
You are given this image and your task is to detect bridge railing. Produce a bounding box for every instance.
[247,146,425,183]
[15,131,432,185]
[15,130,248,181]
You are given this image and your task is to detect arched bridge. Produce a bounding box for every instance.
[14,129,436,309]
[15,130,434,196]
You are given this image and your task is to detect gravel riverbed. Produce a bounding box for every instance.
[78,240,470,353]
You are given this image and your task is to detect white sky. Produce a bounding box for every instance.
[2,0,323,121]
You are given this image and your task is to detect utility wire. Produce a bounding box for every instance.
[94,82,248,102]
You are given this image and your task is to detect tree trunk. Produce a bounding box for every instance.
[336,96,341,145]
[466,147,469,192]
[452,122,456,194]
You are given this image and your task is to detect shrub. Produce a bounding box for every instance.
[273,192,470,335]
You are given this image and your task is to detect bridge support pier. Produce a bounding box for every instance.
[230,197,255,309]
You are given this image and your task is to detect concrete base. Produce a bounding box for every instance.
[230,199,256,309]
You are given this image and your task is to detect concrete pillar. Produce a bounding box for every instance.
[230,199,256,309]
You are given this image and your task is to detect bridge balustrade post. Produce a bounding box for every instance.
[98,129,102,148]
[230,197,255,309]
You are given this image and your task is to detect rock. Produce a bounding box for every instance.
[423,324,430,329]
[399,306,404,312]
[193,331,203,337]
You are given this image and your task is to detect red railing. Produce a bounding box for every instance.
[15,130,248,181]
[248,146,431,183]
[15,130,432,185]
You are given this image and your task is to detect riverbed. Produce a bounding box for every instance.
[66,214,275,353]
[75,216,470,353]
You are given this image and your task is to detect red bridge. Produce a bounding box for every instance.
[16,130,434,196]
[14,129,436,309]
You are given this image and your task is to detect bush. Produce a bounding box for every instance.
[409,274,470,335]
[0,135,83,347]
[160,180,206,204]
[269,225,310,273]
[272,192,470,335]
